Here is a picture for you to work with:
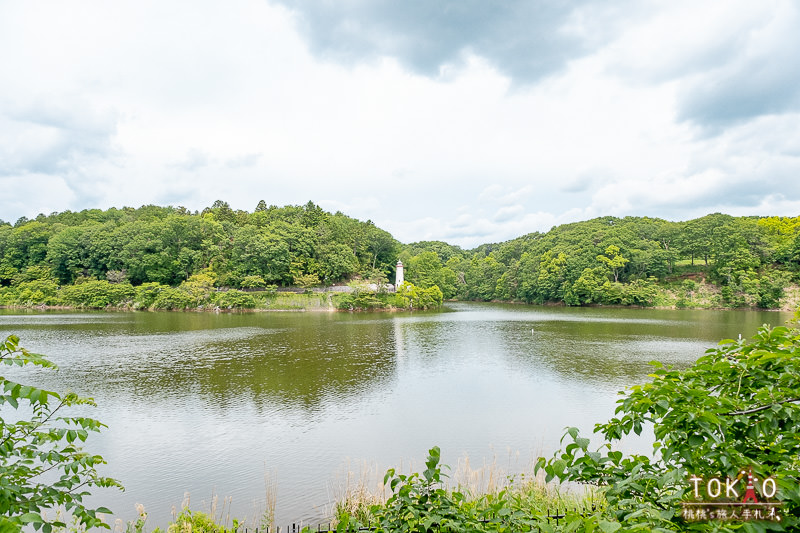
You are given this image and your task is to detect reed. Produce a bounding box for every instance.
[330,451,599,526]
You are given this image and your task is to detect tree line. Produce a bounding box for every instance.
[0,200,398,289]
[1,204,798,309]
[400,214,800,308]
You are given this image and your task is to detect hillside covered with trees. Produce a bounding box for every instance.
[0,203,798,310]
[402,214,800,309]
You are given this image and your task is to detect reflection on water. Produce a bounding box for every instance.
[0,304,794,527]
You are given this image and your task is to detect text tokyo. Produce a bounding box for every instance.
[689,473,777,501]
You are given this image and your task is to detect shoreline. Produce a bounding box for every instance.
[479,299,797,312]
[0,303,417,313]
[1,300,795,313]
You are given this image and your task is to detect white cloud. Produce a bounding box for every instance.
[0,1,797,247]
[0,174,79,222]
[493,205,524,223]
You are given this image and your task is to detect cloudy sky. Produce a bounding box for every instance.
[2,1,799,247]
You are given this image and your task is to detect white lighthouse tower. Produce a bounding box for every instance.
[395,260,404,287]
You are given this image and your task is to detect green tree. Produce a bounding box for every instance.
[134,282,169,309]
[229,226,291,284]
[214,289,257,309]
[240,275,267,289]
[179,272,216,307]
[364,223,398,272]
[317,242,358,283]
[394,282,443,309]
[408,251,443,289]
[537,320,800,531]
[294,273,321,288]
[60,280,135,308]
[151,287,195,310]
[570,267,607,305]
[1,222,52,280]
[466,255,506,301]
[596,245,629,283]
[0,335,121,532]
[535,251,568,302]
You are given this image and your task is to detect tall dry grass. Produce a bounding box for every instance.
[329,450,598,525]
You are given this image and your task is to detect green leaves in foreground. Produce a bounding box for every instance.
[537,322,800,531]
[333,446,575,533]
[0,334,122,532]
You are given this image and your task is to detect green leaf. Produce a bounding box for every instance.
[0,334,122,526]
[0,517,22,533]
[688,435,704,446]
[598,521,621,533]
[18,514,42,525]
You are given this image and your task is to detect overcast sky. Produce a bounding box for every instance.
[2,1,799,247]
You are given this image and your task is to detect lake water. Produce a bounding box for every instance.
[0,303,794,528]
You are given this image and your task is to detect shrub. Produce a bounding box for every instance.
[60,280,135,308]
[294,273,321,289]
[240,275,267,289]
[134,282,170,309]
[170,508,240,533]
[0,280,60,306]
[151,287,195,310]
[621,277,658,306]
[537,320,800,530]
[263,284,278,296]
[178,273,215,307]
[395,282,444,309]
[339,447,563,533]
[0,335,121,532]
[336,293,356,310]
[214,290,257,309]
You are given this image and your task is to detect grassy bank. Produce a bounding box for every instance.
[330,451,597,531]
[4,269,796,312]
[0,275,443,312]
[57,453,595,533]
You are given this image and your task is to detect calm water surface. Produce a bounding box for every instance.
[0,303,793,527]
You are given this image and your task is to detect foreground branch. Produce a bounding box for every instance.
[724,398,800,416]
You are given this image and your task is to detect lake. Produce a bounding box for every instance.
[0,303,794,528]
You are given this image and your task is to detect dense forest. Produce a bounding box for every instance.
[0,202,798,309]
[401,214,800,309]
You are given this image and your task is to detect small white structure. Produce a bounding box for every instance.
[395,260,404,287]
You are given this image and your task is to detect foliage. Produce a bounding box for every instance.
[214,290,257,309]
[239,275,267,289]
[405,213,797,308]
[536,320,800,531]
[150,287,195,310]
[169,508,240,533]
[597,245,629,283]
[1,202,401,294]
[394,282,444,310]
[336,292,384,310]
[294,273,321,289]
[1,279,60,306]
[178,273,216,307]
[0,335,121,532]
[335,447,596,533]
[60,280,136,308]
[2,204,798,310]
[134,282,169,309]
